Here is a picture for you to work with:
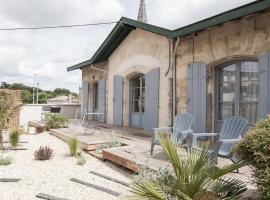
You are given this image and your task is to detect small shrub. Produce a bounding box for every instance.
[235,117,270,199]
[0,156,13,165]
[45,114,68,129]
[34,146,53,160]
[9,129,20,147]
[69,138,78,156]
[95,140,121,154]
[76,152,86,166]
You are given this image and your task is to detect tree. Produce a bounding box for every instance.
[53,88,70,96]
[21,90,32,104]
[130,135,247,200]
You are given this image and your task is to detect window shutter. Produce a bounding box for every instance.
[82,80,89,114]
[113,75,123,126]
[258,52,270,119]
[144,68,160,130]
[98,79,106,122]
[187,63,207,132]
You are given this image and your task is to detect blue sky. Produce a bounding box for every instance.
[0,0,254,92]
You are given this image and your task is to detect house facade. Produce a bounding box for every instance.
[68,1,270,133]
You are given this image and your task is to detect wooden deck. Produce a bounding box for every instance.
[48,121,255,188]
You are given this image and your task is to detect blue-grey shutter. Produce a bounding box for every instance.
[113,75,123,126]
[187,63,207,132]
[144,68,160,130]
[82,80,89,114]
[98,79,106,122]
[258,52,270,119]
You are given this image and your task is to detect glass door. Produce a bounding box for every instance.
[216,61,259,130]
[130,74,145,128]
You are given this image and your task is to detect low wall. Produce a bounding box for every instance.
[20,104,81,126]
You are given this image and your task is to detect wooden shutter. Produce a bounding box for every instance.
[82,80,89,114]
[258,52,270,119]
[98,79,106,122]
[187,63,207,132]
[144,68,160,130]
[113,75,123,126]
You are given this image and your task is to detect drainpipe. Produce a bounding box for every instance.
[172,38,180,122]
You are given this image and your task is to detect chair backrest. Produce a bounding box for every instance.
[219,116,248,140]
[172,113,193,143]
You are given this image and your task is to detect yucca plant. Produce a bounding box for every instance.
[0,91,22,147]
[69,138,78,157]
[129,135,247,200]
[9,129,20,148]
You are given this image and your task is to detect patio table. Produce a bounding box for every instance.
[80,112,104,135]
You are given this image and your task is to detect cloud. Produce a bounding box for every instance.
[0,0,254,92]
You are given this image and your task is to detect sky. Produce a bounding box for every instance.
[0,0,254,93]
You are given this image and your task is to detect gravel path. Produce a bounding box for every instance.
[0,132,132,200]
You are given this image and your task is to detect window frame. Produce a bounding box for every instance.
[215,59,259,128]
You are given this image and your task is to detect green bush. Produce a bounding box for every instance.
[69,138,78,157]
[95,140,121,154]
[0,156,13,165]
[9,129,20,147]
[235,118,270,199]
[45,114,68,129]
[76,153,86,166]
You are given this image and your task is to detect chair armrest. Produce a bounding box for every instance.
[153,127,172,131]
[153,127,172,134]
[219,138,241,144]
[180,129,193,134]
[190,133,218,137]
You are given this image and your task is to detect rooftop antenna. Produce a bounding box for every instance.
[137,0,148,23]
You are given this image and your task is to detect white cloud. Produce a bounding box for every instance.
[0,0,254,92]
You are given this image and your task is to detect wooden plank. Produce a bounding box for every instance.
[89,171,129,187]
[0,147,27,151]
[3,141,28,143]
[0,178,21,182]
[103,148,139,172]
[36,193,69,200]
[70,178,121,197]
[49,129,103,151]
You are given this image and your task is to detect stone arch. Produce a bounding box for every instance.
[116,54,160,77]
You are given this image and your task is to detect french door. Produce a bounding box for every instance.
[215,61,259,130]
[130,74,145,128]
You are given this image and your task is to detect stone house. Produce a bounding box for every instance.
[68,1,270,133]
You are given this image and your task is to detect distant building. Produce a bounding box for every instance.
[47,95,79,104]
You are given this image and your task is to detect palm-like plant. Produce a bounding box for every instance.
[0,91,22,147]
[130,135,247,200]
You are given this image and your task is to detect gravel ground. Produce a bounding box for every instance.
[0,131,132,200]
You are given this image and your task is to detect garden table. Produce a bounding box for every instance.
[80,112,104,135]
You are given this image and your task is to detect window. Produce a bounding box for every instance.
[93,83,98,111]
[217,61,259,124]
[130,74,145,113]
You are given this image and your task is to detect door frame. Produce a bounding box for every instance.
[129,73,145,129]
[214,58,258,131]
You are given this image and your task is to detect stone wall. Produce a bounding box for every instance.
[82,28,172,128]
[0,89,21,129]
[175,10,270,131]
[107,28,171,127]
